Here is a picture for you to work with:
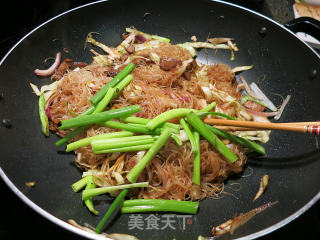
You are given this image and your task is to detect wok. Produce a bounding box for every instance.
[0,0,319,239]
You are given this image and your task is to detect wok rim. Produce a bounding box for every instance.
[0,0,319,239]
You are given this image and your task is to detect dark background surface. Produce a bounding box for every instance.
[0,0,319,239]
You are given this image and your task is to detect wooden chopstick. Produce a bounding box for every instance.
[204,119,320,134]
[215,122,320,131]
[214,126,264,131]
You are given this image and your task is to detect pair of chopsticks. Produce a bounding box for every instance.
[204,119,320,135]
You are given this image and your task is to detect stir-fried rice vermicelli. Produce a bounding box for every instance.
[46,31,257,201]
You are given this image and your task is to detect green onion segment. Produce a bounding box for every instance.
[71,175,92,192]
[38,94,49,136]
[82,182,149,201]
[126,127,174,183]
[95,189,128,233]
[186,112,238,163]
[93,87,116,114]
[180,118,197,154]
[59,105,140,130]
[193,131,201,185]
[66,131,133,152]
[206,125,265,155]
[93,144,153,154]
[84,176,99,215]
[91,135,157,152]
[90,63,135,105]
[121,199,199,214]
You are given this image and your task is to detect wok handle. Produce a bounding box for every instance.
[284,17,320,41]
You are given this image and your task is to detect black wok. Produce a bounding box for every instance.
[0,0,319,239]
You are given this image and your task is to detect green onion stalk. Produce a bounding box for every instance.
[82,182,149,201]
[92,87,116,114]
[59,105,140,130]
[103,121,153,134]
[95,189,128,234]
[90,63,135,105]
[38,94,49,136]
[91,135,157,152]
[93,144,153,154]
[72,175,99,215]
[170,133,183,146]
[180,118,201,185]
[146,108,196,130]
[121,199,199,214]
[118,115,181,145]
[180,118,197,154]
[146,103,216,130]
[196,111,236,120]
[119,115,180,133]
[193,131,201,185]
[126,127,175,183]
[199,102,216,112]
[113,74,134,96]
[186,112,238,163]
[84,176,99,215]
[66,131,133,152]
[206,125,266,155]
[71,175,92,192]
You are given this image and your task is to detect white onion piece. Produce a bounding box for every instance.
[190,42,231,50]
[113,172,125,185]
[177,42,197,57]
[177,59,193,77]
[239,109,252,120]
[207,37,234,45]
[179,130,189,142]
[226,143,235,149]
[274,95,291,120]
[253,115,270,123]
[30,80,60,101]
[249,82,277,112]
[227,40,239,51]
[238,76,263,100]
[149,52,160,64]
[191,35,197,42]
[136,151,146,162]
[122,32,136,46]
[43,90,56,102]
[201,86,212,100]
[29,83,41,95]
[134,43,152,52]
[231,65,253,73]
[40,80,60,93]
[34,52,61,77]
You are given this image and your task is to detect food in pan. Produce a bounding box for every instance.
[30,27,287,236]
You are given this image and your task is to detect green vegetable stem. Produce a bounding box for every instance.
[126,127,175,183]
[121,199,199,214]
[38,94,49,136]
[59,105,140,130]
[186,112,238,163]
[66,131,133,152]
[90,63,135,105]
